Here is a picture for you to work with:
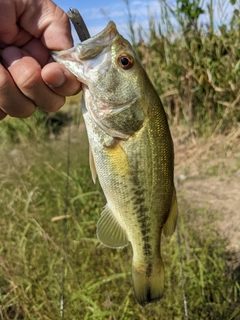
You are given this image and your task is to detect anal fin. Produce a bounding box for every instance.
[97,204,129,248]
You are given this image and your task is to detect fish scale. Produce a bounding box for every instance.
[52,21,178,307]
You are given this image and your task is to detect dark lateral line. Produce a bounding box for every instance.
[131,169,152,269]
[67,8,90,42]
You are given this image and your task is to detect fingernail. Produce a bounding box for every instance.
[2,47,23,67]
[47,69,66,88]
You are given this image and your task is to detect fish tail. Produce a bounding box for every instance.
[132,258,165,307]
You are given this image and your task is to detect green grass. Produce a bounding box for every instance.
[0,109,47,144]
[0,92,82,145]
[0,138,239,319]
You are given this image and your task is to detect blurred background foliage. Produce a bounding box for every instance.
[126,0,240,136]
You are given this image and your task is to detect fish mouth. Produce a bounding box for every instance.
[81,21,117,46]
[52,21,118,83]
[72,21,118,61]
[52,21,117,61]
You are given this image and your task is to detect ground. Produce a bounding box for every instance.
[173,126,240,254]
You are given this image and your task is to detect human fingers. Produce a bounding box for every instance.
[21,38,81,96]
[19,0,73,50]
[0,2,32,48]
[42,62,81,97]
[0,109,7,121]
[19,35,81,96]
[0,1,72,50]
[2,47,65,112]
[0,63,36,118]
[20,37,50,67]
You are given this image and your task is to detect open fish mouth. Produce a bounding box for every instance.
[53,20,117,56]
[51,21,118,83]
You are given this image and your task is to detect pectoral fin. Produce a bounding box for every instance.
[89,147,97,184]
[163,188,178,237]
[97,204,129,248]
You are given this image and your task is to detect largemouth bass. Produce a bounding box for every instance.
[52,22,178,307]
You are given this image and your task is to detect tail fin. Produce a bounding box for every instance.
[132,258,165,307]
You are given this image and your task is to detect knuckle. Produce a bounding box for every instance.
[41,97,65,112]
[0,69,11,91]
[18,65,42,90]
[19,107,36,118]
[0,65,36,118]
[8,105,36,118]
[0,109,7,120]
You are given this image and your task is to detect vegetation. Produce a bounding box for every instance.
[0,94,82,145]
[126,0,240,135]
[0,143,239,319]
[0,0,240,318]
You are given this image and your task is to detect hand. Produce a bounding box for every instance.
[0,0,81,120]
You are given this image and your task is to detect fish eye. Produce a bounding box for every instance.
[117,54,134,70]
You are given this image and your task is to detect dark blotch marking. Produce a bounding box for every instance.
[130,161,152,272]
[146,263,152,277]
[134,189,144,197]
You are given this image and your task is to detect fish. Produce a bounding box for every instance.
[52,21,178,307]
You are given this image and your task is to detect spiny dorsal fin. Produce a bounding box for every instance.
[163,188,178,237]
[97,204,129,248]
[89,147,97,184]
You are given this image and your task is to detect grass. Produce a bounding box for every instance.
[0,109,47,144]
[0,93,82,145]
[0,136,239,319]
